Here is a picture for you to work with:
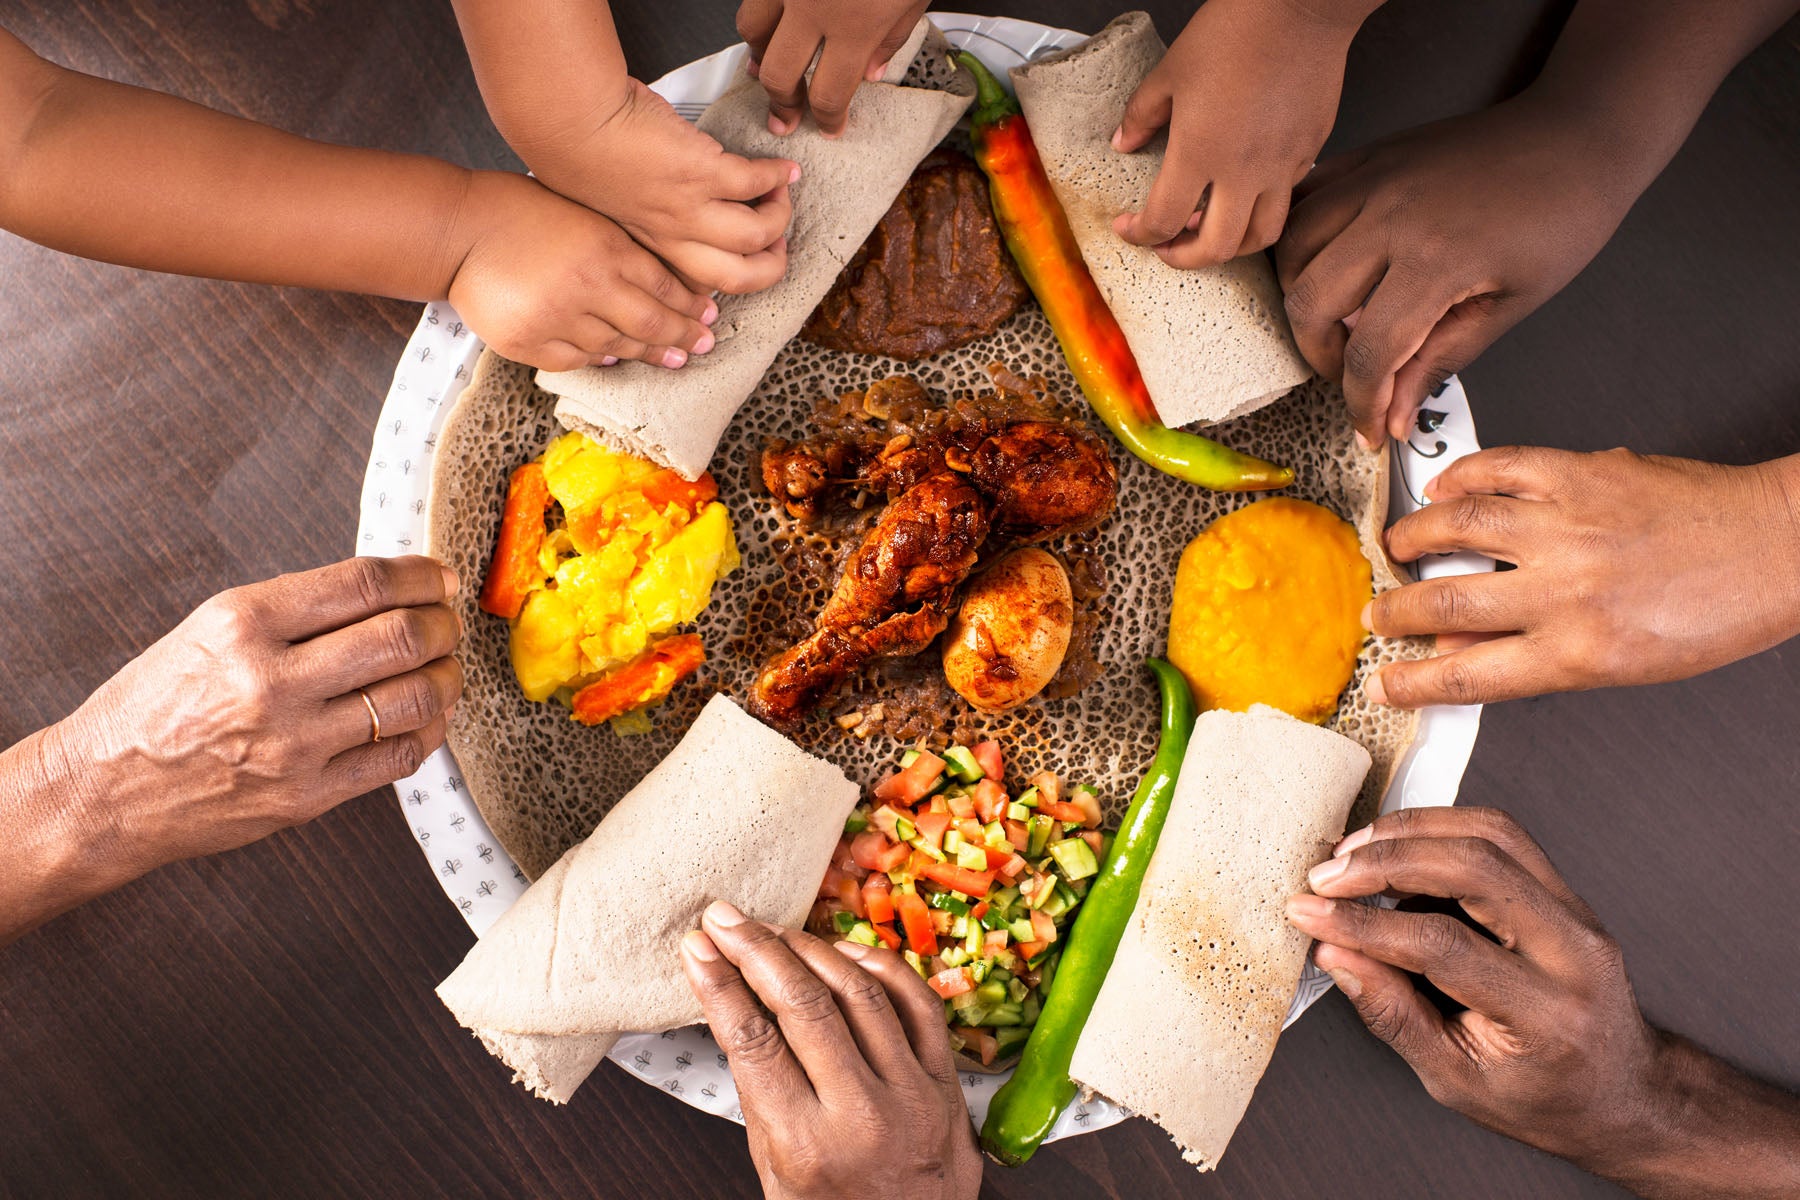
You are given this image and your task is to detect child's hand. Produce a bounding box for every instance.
[526,80,797,298]
[1275,92,1641,445]
[1112,0,1368,267]
[736,0,930,137]
[446,171,718,372]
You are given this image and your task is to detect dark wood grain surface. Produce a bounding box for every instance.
[2,2,1796,1197]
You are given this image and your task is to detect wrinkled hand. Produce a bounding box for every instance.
[1276,90,1644,444]
[1362,446,1800,708]
[682,902,982,1200]
[527,80,796,295]
[70,557,464,869]
[1112,0,1363,266]
[737,0,930,137]
[446,170,720,372]
[1286,807,1661,1168]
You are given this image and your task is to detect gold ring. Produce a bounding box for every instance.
[358,687,382,743]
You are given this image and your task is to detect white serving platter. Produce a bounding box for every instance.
[357,12,1491,1140]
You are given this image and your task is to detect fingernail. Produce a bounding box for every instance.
[1355,431,1374,452]
[1185,212,1202,232]
[599,355,619,366]
[1423,474,1440,501]
[1322,966,1362,999]
[662,348,688,369]
[1308,857,1348,889]
[1334,825,1373,858]
[767,113,784,135]
[694,330,715,355]
[440,566,459,596]
[1110,126,1124,150]
[1342,308,1362,331]
[1358,600,1373,632]
[1365,673,1388,706]
[683,929,720,961]
[701,299,719,325]
[746,59,760,79]
[834,940,870,960]
[705,900,745,927]
[1286,893,1334,922]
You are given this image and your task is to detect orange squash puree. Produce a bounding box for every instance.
[1167,498,1371,723]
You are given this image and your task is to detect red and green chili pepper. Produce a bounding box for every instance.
[956,51,1292,493]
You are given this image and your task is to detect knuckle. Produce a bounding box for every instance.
[347,556,399,614]
[720,1011,785,1062]
[1434,655,1486,705]
[1358,986,1414,1046]
[1410,913,1467,962]
[381,609,431,666]
[1424,581,1469,629]
[1282,277,1324,328]
[774,977,839,1025]
[836,971,893,1015]
[391,671,439,726]
[734,10,758,41]
[1468,807,1532,853]
[1341,333,1387,383]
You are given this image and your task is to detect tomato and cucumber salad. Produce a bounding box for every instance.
[810,740,1110,1067]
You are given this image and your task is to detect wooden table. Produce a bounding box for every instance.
[2,1,1796,1196]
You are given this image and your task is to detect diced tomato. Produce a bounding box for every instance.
[905,849,937,877]
[954,818,985,843]
[862,874,895,924]
[919,861,997,899]
[966,1028,998,1066]
[970,901,990,921]
[895,892,938,956]
[928,967,976,999]
[850,830,901,872]
[1036,798,1088,824]
[976,844,1013,871]
[971,778,1008,823]
[946,792,976,819]
[831,837,859,872]
[1030,909,1059,945]
[1015,939,1048,961]
[1080,829,1106,856]
[838,877,868,920]
[913,811,951,850]
[1029,770,1060,807]
[874,751,946,805]
[983,930,1010,954]
[869,805,908,840]
[818,863,856,900]
[1003,820,1029,851]
[972,741,1004,782]
[929,908,955,935]
[1070,788,1103,828]
[998,853,1028,882]
[872,923,902,951]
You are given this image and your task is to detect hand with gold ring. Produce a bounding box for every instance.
[0,556,464,943]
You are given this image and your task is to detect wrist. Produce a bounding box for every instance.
[1751,454,1800,641]
[494,74,634,188]
[1242,0,1377,50]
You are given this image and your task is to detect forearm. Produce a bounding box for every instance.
[449,0,630,165]
[0,32,472,300]
[1532,0,1800,193]
[1586,1031,1800,1199]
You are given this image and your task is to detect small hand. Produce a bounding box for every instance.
[681,902,982,1200]
[1361,446,1800,708]
[71,557,464,867]
[1112,0,1361,267]
[736,0,930,136]
[528,80,797,295]
[1286,806,1660,1169]
[446,170,720,372]
[1276,90,1642,445]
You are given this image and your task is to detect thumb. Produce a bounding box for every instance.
[1313,942,1472,1099]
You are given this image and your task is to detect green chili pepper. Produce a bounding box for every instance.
[979,658,1198,1166]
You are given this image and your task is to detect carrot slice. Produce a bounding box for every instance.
[639,468,719,515]
[570,634,705,725]
[478,462,553,619]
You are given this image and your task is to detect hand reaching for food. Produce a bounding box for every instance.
[1111,0,1378,267]
[737,0,930,136]
[1289,806,1800,1199]
[0,556,464,943]
[1361,446,1800,708]
[681,903,983,1200]
[445,171,720,372]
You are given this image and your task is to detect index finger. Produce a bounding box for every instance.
[245,556,457,643]
[806,38,871,136]
[681,929,817,1122]
[1116,137,1209,247]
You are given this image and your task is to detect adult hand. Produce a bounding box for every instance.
[1288,807,1800,1199]
[446,170,722,372]
[1112,0,1371,266]
[1362,446,1800,708]
[737,0,930,137]
[1276,89,1644,445]
[63,556,465,869]
[681,901,982,1200]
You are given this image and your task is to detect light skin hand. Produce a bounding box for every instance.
[1360,446,1800,708]
[449,0,797,295]
[0,557,465,944]
[1288,806,1800,1199]
[737,0,930,137]
[681,901,982,1200]
[1111,0,1379,267]
[445,170,720,371]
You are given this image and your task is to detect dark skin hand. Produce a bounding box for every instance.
[737,0,930,137]
[1361,446,1800,708]
[1289,806,1800,1199]
[681,902,982,1200]
[0,557,463,944]
[1275,0,1800,444]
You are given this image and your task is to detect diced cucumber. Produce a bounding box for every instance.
[944,829,965,854]
[968,958,990,985]
[951,915,968,939]
[1007,917,1036,943]
[987,967,1012,985]
[908,837,947,862]
[942,945,969,968]
[1007,977,1028,1003]
[964,920,983,956]
[843,811,870,835]
[958,1005,990,1026]
[982,821,1008,848]
[899,749,920,768]
[903,949,926,977]
[950,988,983,1012]
[1026,814,1054,857]
[1038,887,1071,919]
[846,921,880,947]
[996,1025,1032,1055]
[1006,802,1030,822]
[832,911,857,934]
[929,890,970,915]
[1049,837,1099,881]
[981,1003,1024,1027]
[1020,991,1041,1025]
[991,885,1021,912]
[955,843,988,872]
[975,979,1008,1006]
[943,745,984,783]
[1015,786,1039,808]
[1055,879,1081,911]
[1036,954,1057,995]
[895,816,916,842]
[1026,877,1057,911]
[979,906,1011,932]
